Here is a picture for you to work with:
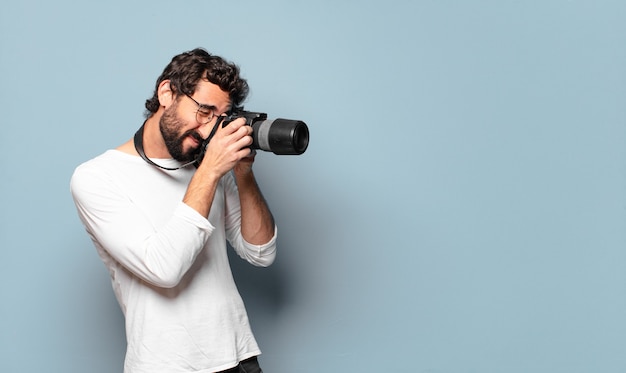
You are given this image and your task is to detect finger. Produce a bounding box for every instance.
[245,149,257,159]
[219,117,247,134]
[233,146,254,162]
[235,131,254,148]
[226,124,253,144]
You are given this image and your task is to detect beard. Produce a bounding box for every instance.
[159,102,205,162]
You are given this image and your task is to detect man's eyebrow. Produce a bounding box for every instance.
[197,103,217,111]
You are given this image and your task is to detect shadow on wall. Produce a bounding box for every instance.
[227,161,336,325]
[228,244,288,317]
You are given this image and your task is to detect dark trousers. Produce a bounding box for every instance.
[218,356,263,373]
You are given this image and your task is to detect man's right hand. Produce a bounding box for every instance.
[197,117,254,179]
[183,117,254,219]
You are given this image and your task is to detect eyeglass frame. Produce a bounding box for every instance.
[184,93,219,124]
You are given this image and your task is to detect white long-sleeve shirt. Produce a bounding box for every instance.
[70,149,277,373]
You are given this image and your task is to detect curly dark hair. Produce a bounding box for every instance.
[144,48,249,118]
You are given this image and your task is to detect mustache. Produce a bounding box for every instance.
[184,130,205,146]
[183,130,206,161]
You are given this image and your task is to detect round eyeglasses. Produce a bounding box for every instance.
[185,93,216,124]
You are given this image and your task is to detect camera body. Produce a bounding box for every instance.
[194,110,309,167]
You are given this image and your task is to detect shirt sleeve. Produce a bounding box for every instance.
[222,172,277,267]
[70,163,214,288]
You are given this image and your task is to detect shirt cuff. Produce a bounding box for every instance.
[243,226,278,251]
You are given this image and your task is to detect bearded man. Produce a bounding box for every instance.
[70,48,276,373]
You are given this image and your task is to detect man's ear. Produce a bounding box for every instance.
[157,80,174,108]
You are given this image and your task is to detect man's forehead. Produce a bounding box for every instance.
[193,80,232,110]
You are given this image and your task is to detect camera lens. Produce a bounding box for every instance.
[252,118,309,155]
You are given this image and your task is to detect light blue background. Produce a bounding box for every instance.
[1,1,625,372]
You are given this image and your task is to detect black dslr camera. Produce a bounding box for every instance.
[221,111,309,155]
[195,111,309,166]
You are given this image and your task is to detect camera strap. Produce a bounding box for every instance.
[133,117,224,171]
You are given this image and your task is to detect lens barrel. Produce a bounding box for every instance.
[251,118,309,155]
